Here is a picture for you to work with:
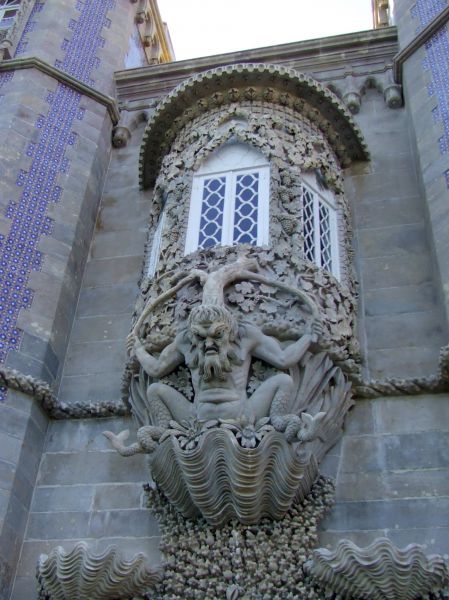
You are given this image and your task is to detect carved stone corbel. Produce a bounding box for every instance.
[36,542,162,599]
[305,537,449,599]
[343,75,362,114]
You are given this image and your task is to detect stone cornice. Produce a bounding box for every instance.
[138,62,370,189]
[393,6,449,84]
[115,27,398,104]
[0,56,120,124]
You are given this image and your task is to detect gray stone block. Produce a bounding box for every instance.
[10,576,37,600]
[361,253,433,290]
[368,345,440,378]
[343,400,375,435]
[45,417,134,453]
[358,223,429,259]
[321,497,449,531]
[346,167,419,203]
[336,472,386,501]
[0,406,29,439]
[57,371,125,407]
[83,256,143,287]
[3,493,28,540]
[77,282,137,317]
[0,434,22,466]
[384,469,449,500]
[0,489,10,519]
[354,195,424,230]
[97,197,149,232]
[0,461,16,491]
[90,229,146,260]
[88,509,159,538]
[387,527,449,558]
[63,340,127,377]
[69,314,131,344]
[37,451,149,486]
[365,310,444,350]
[8,469,33,511]
[4,350,53,386]
[340,435,386,473]
[383,431,449,471]
[31,486,94,513]
[374,394,449,434]
[92,483,143,510]
[26,511,91,541]
[364,283,439,316]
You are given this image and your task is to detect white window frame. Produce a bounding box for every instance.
[185,146,270,255]
[302,173,340,279]
[0,1,20,28]
[146,208,166,278]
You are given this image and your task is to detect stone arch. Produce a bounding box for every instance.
[139,63,370,189]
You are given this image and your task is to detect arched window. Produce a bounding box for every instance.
[185,143,270,254]
[302,172,340,279]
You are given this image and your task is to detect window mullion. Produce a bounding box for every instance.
[223,171,235,246]
[313,193,322,268]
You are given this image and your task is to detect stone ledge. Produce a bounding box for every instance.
[0,56,120,125]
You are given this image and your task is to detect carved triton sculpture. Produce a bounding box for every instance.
[105,257,352,524]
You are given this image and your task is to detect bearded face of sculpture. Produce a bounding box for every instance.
[187,305,240,382]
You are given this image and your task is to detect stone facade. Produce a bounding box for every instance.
[0,1,449,598]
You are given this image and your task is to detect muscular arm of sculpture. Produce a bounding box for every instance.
[128,333,184,379]
[249,321,322,441]
[251,321,319,369]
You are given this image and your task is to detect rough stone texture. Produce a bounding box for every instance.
[10,416,160,600]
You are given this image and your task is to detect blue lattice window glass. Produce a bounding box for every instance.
[302,173,340,279]
[198,176,226,248]
[185,144,269,254]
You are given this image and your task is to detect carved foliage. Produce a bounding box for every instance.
[305,538,449,600]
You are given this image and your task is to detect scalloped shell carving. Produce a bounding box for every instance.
[37,542,162,600]
[151,427,318,527]
[305,537,449,600]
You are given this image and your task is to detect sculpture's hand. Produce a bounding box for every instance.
[306,318,323,343]
[126,332,141,358]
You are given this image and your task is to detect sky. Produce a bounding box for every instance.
[157,0,374,62]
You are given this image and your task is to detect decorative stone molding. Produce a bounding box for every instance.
[305,537,449,599]
[0,0,36,60]
[0,56,120,124]
[138,63,370,189]
[36,542,161,599]
[130,0,174,65]
[0,366,129,419]
[354,343,449,399]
